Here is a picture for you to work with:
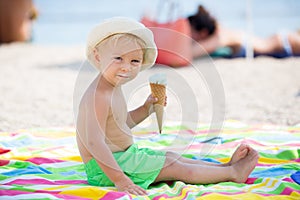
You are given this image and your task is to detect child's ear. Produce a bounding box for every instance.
[93,48,101,63]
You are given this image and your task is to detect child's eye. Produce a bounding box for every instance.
[131,59,141,64]
[114,57,122,61]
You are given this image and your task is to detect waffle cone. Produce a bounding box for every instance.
[150,83,166,133]
[150,83,166,106]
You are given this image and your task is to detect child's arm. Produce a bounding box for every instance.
[127,94,158,128]
[78,94,146,195]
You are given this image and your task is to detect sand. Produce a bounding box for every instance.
[0,43,299,132]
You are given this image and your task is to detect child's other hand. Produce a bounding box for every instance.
[115,176,147,196]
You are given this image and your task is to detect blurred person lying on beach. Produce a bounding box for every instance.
[188,5,300,58]
[0,0,38,43]
[76,17,259,195]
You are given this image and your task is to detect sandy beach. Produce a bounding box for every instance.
[0,43,299,132]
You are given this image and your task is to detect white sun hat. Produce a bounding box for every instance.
[86,17,157,71]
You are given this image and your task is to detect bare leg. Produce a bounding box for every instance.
[252,34,282,54]
[155,148,259,184]
[166,151,223,166]
[166,143,251,167]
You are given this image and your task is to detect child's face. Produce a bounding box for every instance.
[98,38,144,86]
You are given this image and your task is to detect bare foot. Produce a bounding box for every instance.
[230,148,259,183]
[227,144,250,166]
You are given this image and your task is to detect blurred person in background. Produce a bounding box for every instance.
[188,5,300,58]
[0,0,38,43]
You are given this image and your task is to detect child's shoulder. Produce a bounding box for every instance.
[80,86,112,106]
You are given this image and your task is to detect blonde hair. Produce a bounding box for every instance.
[88,33,147,71]
[96,33,146,52]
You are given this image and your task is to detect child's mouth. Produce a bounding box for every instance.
[117,74,130,78]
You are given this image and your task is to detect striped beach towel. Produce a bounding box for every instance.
[0,120,299,199]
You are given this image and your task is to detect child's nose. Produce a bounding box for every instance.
[121,63,132,72]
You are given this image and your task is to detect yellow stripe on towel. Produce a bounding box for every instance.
[60,187,110,200]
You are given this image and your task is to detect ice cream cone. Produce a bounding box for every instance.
[153,104,164,133]
[150,82,166,133]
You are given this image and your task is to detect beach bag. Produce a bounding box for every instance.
[140,0,192,67]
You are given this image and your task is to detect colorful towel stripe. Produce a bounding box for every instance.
[0,121,299,199]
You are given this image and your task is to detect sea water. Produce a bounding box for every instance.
[33,0,300,45]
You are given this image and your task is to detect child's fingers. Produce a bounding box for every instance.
[152,97,158,103]
[126,185,147,196]
[135,186,147,195]
[164,96,167,106]
[149,94,158,103]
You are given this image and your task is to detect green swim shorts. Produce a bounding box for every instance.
[84,144,166,189]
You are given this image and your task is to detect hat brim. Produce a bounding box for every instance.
[86,17,158,72]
